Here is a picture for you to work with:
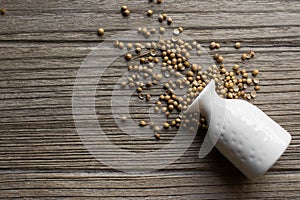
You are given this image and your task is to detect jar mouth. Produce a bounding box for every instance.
[186,79,215,114]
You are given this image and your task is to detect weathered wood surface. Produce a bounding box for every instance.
[0,0,299,199]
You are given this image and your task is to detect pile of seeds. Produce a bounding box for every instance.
[100,1,261,140]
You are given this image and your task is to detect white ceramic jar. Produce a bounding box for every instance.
[188,80,291,179]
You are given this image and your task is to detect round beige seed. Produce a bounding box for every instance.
[252,69,259,76]
[217,56,224,63]
[233,64,239,71]
[121,6,128,12]
[163,122,169,129]
[147,9,153,16]
[241,53,248,60]
[125,53,132,61]
[235,42,241,49]
[97,28,105,36]
[122,9,130,17]
[154,133,161,140]
[139,120,147,127]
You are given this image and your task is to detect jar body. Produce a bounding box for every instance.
[188,80,291,179]
[210,98,291,179]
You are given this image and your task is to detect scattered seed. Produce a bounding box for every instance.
[121,116,127,122]
[233,64,239,71]
[167,17,173,25]
[246,78,252,85]
[147,9,153,16]
[241,53,248,60]
[215,43,221,49]
[114,40,119,47]
[163,122,170,129]
[158,14,164,23]
[125,53,132,61]
[150,28,156,34]
[138,93,145,100]
[121,5,128,12]
[146,94,151,101]
[154,126,160,132]
[154,133,161,140]
[235,42,241,49]
[246,94,251,100]
[97,28,105,36]
[156,0,163,4]
[139,120,147,127]
[118,42,125,49]
[173,29,180,36]
[127,43,133,50]
[217,56,224,63]
[178,27,183,33]
[122,9,130,17]
[253,78,260,84]
[254,85,260,91]
[137,87,143,93]
[210,42,216,49]
[252,69,259,76]
[0,8,6,15]
[135,47,142,54]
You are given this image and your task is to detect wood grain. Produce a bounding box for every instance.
[0,0,299,199]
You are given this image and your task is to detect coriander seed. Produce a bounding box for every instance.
[250,91,256,98]
[210,42,216,49]
[147,9,153,16]
[139,120,147,127]
[249,50,255,57]
[158,14,164,23]
[118,42,125,49]
[127,43,133,50]
[150,28,156,34]
[159,27,166,34]
[157,0,163,4]
[168,105,174,111]
[125,53,132,61]
[154,126,160,132]
[146,94,151,101]
[246,78,252,85]
[97,28,105,36]
[154,133,161,140]
[135,47,142,54]
[0,8,6,15]
[215,43,221,49]
[254,85,260,91]
[162,13,167,19]
[163,122,170,129]
[121,5,128,12]
[121,116,127,122]
[235,42,241,49]
[253,78,260,84]
[114,40,119,48]
[178,27,183,33]
[167,17,173,25]
[122,9,130,17]
[136,87,143,93]
[217,56,224,63]
[241,53,248,60]
[252,69,259,76]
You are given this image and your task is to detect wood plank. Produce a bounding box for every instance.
[0,0,299,198]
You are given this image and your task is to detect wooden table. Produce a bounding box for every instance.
[0,0,299,199]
